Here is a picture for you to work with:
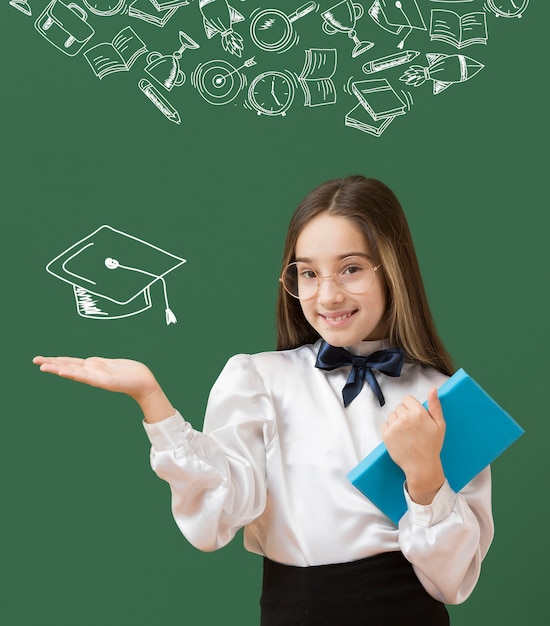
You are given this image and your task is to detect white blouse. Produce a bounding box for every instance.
[143,339,493,605]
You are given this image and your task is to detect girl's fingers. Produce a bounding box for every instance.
[427,388,445,426]
[34,356,86,367]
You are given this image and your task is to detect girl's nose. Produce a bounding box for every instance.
[317,276,344,305]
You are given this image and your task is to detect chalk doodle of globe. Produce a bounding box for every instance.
[12,0,529,136]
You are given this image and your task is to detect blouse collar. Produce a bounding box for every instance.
[345,338,392,356]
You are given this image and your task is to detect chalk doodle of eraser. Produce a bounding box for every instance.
[46,225,186,325]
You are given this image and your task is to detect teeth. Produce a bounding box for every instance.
[325,312,352,322]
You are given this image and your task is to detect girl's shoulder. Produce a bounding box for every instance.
[220,342,321,386]
[399,360,450,397]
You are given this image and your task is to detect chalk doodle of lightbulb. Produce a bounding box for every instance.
[11,0,529,136]
[46,225,186,325]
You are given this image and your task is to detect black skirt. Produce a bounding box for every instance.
[260,551,450,626]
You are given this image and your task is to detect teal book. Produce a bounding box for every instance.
[347,368,525,525]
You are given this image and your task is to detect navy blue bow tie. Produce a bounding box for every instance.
[315,341,405,407]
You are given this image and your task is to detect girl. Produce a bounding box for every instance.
[34,176,493,625]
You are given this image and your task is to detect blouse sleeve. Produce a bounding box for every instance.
[398,467,494,604]
[143,354,276,552]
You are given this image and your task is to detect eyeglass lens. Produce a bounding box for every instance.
[282,256,377,299]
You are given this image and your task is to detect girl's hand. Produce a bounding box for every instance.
[381,388,446,505]
[33,356,175,423]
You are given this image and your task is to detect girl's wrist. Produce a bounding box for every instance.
[135,385,175,424]
[405,464,445,505]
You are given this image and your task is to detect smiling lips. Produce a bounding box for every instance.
[320,310,357,325]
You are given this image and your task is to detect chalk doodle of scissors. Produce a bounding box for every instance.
[249,2,319,54]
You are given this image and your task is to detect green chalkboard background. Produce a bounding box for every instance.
[2,1,547,624]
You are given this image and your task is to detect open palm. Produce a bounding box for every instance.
[33,355,157,402]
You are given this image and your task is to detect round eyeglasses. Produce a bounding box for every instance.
[279,255,381,300]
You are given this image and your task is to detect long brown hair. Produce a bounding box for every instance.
[275,175,454,376]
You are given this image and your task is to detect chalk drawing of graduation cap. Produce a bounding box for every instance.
[46,225,186,324]
[368,0,427,48]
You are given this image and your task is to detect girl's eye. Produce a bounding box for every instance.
[342,264,363,276]
[300,270,317,280]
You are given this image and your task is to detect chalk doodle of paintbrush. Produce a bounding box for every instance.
[199,0,245,57]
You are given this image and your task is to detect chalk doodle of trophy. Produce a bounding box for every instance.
[46,226,186,325]
[11,0,530,136]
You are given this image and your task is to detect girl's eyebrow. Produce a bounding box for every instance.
[294,252,372,263]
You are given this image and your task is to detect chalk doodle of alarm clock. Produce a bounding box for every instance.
[485,0,529,19]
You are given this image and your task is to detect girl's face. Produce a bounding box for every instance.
[294,213,387,347]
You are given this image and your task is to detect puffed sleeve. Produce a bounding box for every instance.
[398,467,494,604]
[143,354,276,552]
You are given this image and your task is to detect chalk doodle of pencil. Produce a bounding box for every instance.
[321,0,374,58]
[138,79,181,124]
[192,57,257,105]
[145,31,200,92]
[84,27,147,79]
[34,0,96,57]
[430,10,488,48]
[344,77,410,137]
[297,48,338,107]
[484,0,529,19]
[368,0,427,49]
[362,50,420,75]
[249,2,318,54]
[10,0,32,16]
[128,0,188,27]
[46,225,186,325]
[245,71,297,116]
[400,53,484,94]
[199,0,246,57]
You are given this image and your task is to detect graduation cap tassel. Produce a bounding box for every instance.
[160,278,178,325]
[105,258,177,325]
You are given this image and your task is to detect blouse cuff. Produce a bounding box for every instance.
[403,479,457,527]
[142,410,194,452]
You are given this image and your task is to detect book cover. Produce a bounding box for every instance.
[429,10,488,49]
[347,368,525,525]
[345,103,395,137]
[351,79,406,121]
[84,27,146,79]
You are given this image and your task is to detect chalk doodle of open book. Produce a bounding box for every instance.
[46,226,186,325]
[297,48,338,107]
[84,27,147,79]
[429,10,489,49]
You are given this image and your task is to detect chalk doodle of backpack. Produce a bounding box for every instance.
[35,0,95,57]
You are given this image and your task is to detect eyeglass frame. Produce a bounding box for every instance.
[279,254,382,301]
